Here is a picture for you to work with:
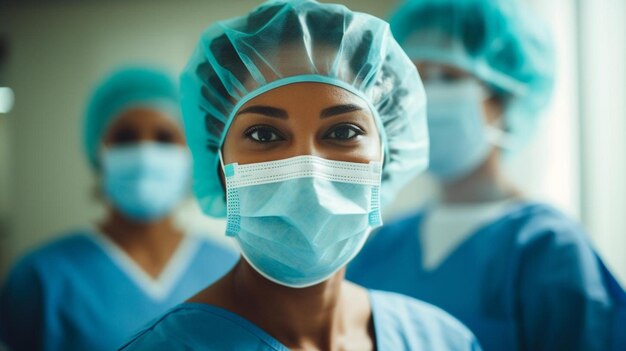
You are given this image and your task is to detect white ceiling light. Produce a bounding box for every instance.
[0,87,14,113]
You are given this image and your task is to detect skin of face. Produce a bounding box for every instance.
[101,107,186,150]
[222,82,381,166]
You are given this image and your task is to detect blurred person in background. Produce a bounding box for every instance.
[119,1,483,350]
[348,0,625,350]
[0,67,238,351]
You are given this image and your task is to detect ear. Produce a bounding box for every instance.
[483,95,505,125]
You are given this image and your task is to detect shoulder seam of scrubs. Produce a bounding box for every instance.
[84,229,201,301]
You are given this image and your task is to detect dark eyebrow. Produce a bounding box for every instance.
[320,104,363,119]
[236,105,288,119]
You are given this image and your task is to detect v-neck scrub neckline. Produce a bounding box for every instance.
[87,229,202,301]
[173,291,384,351]
[0,229,240,351]
[119,290,481,350]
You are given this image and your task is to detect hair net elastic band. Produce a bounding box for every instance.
[108,98,181,126]
[219,74,390,158]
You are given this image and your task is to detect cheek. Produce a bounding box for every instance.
[482,98,503,124]
[361,117,382,161]
[327,131,381,164]
[221,136,236,164]
[222,115,257,163]
[361,132,382,161]
[324,118,382,163]
[174,131,187,146]
[222,127,247,164]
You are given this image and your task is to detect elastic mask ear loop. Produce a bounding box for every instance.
[481,86,514,151]
[218,148,226,170]
[485,126,514,150]
[220,148,240,236]
[366,140,384,227]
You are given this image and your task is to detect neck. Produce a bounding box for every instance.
[99,208,183,277]
[229,260,348,349]
[100,209,179,245]
[440,149,522,205]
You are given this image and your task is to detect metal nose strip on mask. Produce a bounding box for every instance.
[218,137,385,187]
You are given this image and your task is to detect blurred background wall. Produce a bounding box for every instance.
[0,0,624,285]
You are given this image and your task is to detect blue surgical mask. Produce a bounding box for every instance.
[102,143,191,222]
[222,154,383,288]
[425,79,507,181]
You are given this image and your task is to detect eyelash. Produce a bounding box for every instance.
[323,123,365,141]
[243,123,366,144]
[244,125,285,143]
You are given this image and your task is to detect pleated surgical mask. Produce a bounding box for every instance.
[102,143,191,222]
[221,154,383,288]
[425,79,509,181]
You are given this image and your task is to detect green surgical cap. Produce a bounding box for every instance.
[83,67,180,168]
[391,0,555,147]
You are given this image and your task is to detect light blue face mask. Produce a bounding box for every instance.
[221,154,383,288]
[425,79,509,181]
[102,143,191,222]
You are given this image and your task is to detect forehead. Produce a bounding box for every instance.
[237,82,370,111]
[108,107,180,130]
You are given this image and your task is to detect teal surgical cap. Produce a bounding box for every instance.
[390,0,555,147]
[84,67,180,168]
[180,0,428,217]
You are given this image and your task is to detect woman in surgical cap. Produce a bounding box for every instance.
[348,0,625,351]
[0,67,238,351]
[119,1,482,350]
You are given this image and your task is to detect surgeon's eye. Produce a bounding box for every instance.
[111,128,139,145]
[155,129,175,144]
[244,125,285,143]
[440,71,467,83]
[323,123,364,141]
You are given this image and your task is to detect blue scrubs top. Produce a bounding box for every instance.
[597,255,626,351]
[347,202,620,351]
[0,230,239,351]
[119,290,482,350]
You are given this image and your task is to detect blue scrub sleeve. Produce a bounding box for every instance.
[518,225,613,351]
[0,260,45,351]
[596,254,626,351]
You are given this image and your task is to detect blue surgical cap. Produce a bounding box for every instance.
[390,0,555,147]
[180,0,428,217]
[84,67,180,168]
